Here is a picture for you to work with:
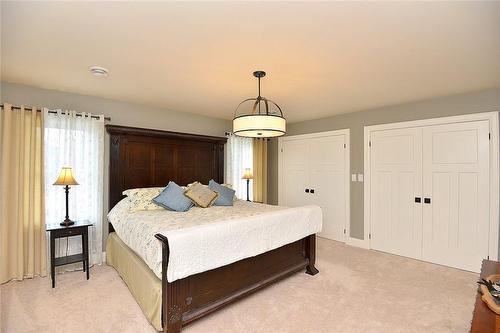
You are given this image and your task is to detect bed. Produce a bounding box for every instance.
[105,125,321,333]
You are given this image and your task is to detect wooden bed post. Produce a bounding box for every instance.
[305,234,319,275]
[155,234,182,333]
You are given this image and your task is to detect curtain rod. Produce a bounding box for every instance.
[0,104,111,121]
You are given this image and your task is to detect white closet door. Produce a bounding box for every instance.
[281,140,310,207]
[422,121,490,272]
[309,135,347,241]
[370,127,423,259]
[280,131,349,243]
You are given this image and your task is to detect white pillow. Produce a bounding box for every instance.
[122,187,164,196]
[122,187,164,212]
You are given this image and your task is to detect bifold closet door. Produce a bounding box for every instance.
[422,121,490,272]
[370,127,423,260]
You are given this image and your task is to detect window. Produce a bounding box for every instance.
[44,110,104,267]
[225,135,253,200]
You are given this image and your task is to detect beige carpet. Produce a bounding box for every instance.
[1,238,477,333]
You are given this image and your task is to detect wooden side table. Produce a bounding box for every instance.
[46,220,93,288]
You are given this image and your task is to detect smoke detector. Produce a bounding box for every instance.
[89,66,108,77]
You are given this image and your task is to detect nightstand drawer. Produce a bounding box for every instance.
[52,226,86,238]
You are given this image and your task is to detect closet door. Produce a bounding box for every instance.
[281,140,310,207]
[422,121,490,272]
[309,135,347,241]
[370,127,423,259]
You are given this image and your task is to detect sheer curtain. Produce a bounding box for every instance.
[225,134,253,200]
[44,109,104,270]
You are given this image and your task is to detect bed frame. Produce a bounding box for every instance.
[106,125,319,333]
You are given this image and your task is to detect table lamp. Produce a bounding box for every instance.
[242,168,253,201]
[53,167,79,226]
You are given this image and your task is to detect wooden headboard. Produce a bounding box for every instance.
[106,125,227,211]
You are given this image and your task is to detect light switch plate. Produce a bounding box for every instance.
[351,174,357,182]
[357,174,364,182]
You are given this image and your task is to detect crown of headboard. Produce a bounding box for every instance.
[106,125,227,212]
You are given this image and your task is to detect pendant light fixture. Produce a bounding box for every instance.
[232,71,286,138]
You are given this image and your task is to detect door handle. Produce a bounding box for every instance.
[424,198,431,204]
[305,189,310,193]
[310,189,315,194]
[414,197,421,203]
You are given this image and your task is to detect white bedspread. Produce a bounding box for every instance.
[108,199,322,282]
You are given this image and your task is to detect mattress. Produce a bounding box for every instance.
[108,199,322,282]
[106,232,162,331]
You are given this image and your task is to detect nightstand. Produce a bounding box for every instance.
[46,220,93,288]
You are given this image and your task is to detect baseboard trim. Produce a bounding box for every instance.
[346,237,369,249]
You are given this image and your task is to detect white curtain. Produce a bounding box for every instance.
[225,135,253,200]
[44,109,104,270]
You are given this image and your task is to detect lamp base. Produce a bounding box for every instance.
[60,219,75,227]
[246,178,251,201]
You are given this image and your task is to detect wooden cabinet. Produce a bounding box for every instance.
[470,260,500,332]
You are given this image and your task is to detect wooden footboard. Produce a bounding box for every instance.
[154,233,319,333]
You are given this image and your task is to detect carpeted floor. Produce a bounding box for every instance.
[1,238,477,333]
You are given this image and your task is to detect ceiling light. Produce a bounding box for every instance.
[89,66,108,77]
[233,71,286,138]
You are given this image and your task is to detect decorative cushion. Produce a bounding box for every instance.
[208,179,236,206]
[122,187,164,212]
[222,183,238,202]
[153,182,194,212]
[184,182,218,208]
[188,181,236,202]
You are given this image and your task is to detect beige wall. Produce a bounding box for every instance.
[1,81,232,244]
[268,88,500,240]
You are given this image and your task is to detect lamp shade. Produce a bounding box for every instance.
[53,167,79,186]
[242,168,253,180]
[233,114,286,138]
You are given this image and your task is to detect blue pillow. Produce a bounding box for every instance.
[153,181,193,212]
[208,179,235,206]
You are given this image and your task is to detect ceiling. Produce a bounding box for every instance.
[1,1,500,123]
